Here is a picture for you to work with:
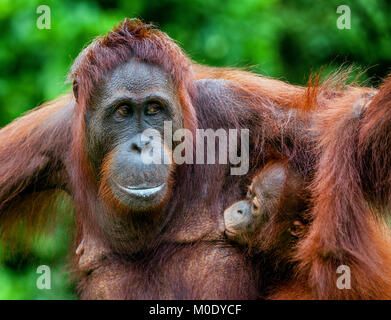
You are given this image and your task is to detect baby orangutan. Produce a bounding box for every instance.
[223,160,311,298]
[224,160,310,254]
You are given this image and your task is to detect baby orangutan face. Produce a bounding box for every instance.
[223,161,307,246]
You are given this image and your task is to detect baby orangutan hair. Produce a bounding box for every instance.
[224,159,310,255]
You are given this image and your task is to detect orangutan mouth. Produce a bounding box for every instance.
[114,181,166,198]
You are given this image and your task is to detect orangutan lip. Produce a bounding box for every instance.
[224,228,237,238]
[114,181,165,198]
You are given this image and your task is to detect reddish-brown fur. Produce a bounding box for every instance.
[251,83,391,300]
[1,18,391,299]
[0,95,74,246]
[287,80,391,300]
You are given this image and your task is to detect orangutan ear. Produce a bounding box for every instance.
[73,80,79,101]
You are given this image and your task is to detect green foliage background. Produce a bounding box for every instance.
[0,0,390,299]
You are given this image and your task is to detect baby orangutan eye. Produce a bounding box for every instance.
[288,220,305,237]
[252,198,261,212]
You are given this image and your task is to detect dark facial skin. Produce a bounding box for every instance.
[224,161,307,246]
[86,59,184,211]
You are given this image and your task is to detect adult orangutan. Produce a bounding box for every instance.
[1,18,391,300]
[0,18,314,299]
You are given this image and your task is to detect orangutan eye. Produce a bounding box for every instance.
[116,104,133,119]
[145,102,162,116]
